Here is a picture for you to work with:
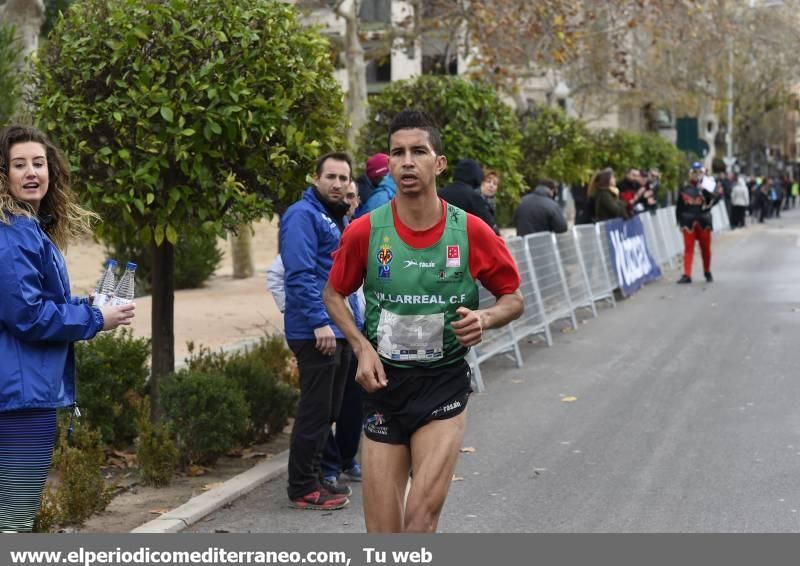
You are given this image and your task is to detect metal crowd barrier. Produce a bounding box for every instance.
[467,203,731,392]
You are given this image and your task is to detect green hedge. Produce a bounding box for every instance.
[74,329,150,447]
[161,370,249,466]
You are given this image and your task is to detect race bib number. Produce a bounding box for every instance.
[377,310,444,361]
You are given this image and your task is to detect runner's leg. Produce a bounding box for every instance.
[362,437,410,532]
[404,411,467,533]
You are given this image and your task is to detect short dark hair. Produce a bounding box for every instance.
[388,109,443,155]
[315,152,352,178]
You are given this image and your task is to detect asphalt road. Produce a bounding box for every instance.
[191,209,800,533]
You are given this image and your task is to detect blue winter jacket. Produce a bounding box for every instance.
[363,174,397,213]
[0,215,103,413]
[280,188,363,340]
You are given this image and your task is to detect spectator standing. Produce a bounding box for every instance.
[280,152,363,511]
[265,254,285,312]
[268,184,365,489]
[617,168,647,215]
[438,158,499,234]
[352,173,375,219]
[479,169,499,220]
[589,167,629,221]
[513,179,568,236]
[360,153,397,215]
[730,176,749,229]
[757,182,770,224]
[324,110,523,532]
[768,179,783,218]
[0,125,136,532]
[641,168,660,214]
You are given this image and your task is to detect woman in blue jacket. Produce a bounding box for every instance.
[0,126,136,532]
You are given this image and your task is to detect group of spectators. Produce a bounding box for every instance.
[725,175,799,227]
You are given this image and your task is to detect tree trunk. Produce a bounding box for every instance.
[230,223,254,279]
[150,240,175,423]
[0,0,45,114]
[340,0,367,149]
[0,0,45,62]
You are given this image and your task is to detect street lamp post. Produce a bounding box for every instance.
[724,36,735,174]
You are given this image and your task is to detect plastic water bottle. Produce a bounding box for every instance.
[93,259,118,307]
[111,262,137,306]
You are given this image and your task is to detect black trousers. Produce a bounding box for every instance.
[731,205,747,228]
[286,339,352,499]
[320,358,362,478]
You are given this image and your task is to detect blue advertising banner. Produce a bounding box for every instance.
[605,215,662,297]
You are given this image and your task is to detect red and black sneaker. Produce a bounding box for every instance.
[288,489,349,510]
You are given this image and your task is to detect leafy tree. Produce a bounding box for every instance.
[358,74,525,216]
[36,0,345,420]
[0,23,20,123]
[636,132,686,195]
[518,104,594,187]
[590,128,687,198]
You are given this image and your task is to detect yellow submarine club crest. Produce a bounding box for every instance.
[377,236,393,279]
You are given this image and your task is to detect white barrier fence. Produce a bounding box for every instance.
[467,203,730,392]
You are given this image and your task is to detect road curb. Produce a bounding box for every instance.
[131,450,289,533]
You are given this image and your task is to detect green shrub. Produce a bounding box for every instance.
[52,420,112,525]
[589,128,687,198]
[105,230,223,295]
[185,336,299,441]
[135,399,178,486]
[223,355,298,441]
[161,370,249,466]
[519,104,595,188]
[33,486,60,533]
[75,329,150,447]
[358,75,525,220]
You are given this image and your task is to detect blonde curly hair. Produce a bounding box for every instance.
[0,125,99,251]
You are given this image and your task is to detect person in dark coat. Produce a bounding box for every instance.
[438,158,499,234]
[675,162,721,284]
[589,167,629,221]
[513,179,568,236]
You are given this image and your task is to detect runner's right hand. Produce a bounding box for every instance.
[355,345,387,392]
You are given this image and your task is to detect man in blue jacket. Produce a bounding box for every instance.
[280,152,363,511]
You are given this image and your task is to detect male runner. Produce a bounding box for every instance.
[323,109,523,532]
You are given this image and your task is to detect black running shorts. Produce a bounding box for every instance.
[361,359,472,445]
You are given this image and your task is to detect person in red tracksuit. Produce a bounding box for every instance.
[676,162,721,284]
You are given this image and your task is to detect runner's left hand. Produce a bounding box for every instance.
[452,306,483,347]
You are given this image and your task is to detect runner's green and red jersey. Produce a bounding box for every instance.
[328,199,520,368]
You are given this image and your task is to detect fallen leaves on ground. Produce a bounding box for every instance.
[107,450,137,469]
[561,396,577,402]
[149,509,169,515]
[187,465,207,477]
[460,447,476,454]
[451,475,464,482]
[201,482,225,492]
